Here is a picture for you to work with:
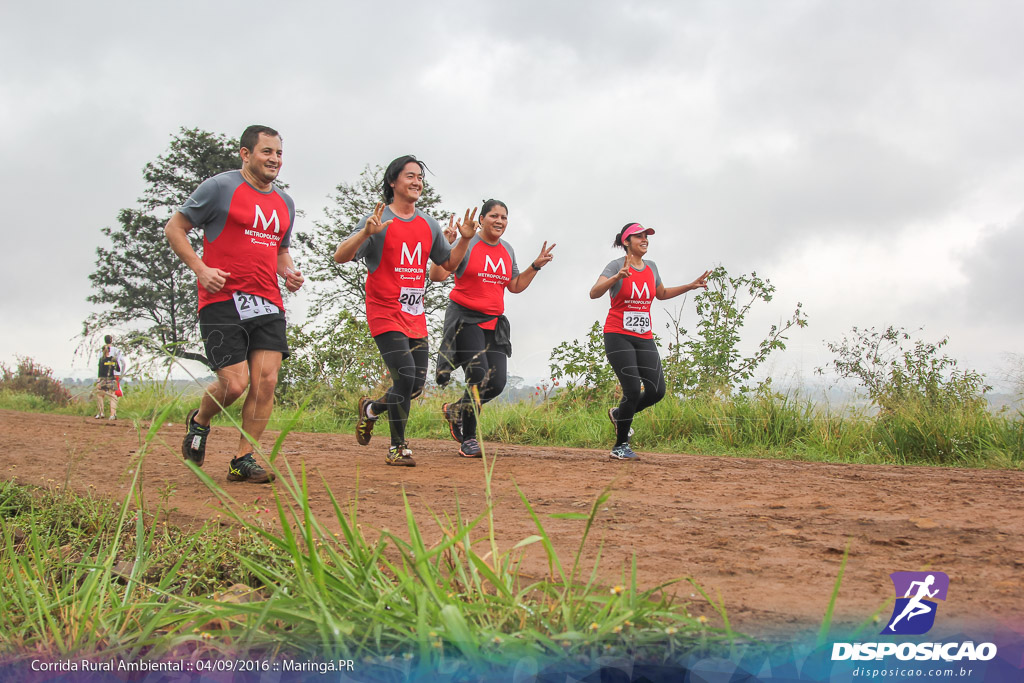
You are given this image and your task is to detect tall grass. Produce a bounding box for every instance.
[3,377,1021,468]
[417,389,1022,467]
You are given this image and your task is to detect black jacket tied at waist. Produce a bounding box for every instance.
[434,300,512,387]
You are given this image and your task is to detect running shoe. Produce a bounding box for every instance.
[441,402,463,443]
[355,396,378,446]
[459,438,482,458]
[386,443,416,467]
[94,413,103,419]
[108,415,117,421]
[609,443,640,461]
[227,453,273,483]
[182,408,210,467]
[607,407,635,439]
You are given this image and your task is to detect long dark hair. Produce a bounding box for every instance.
[382,155,428,204]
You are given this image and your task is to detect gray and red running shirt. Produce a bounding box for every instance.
[354,207,451,338]
[449,235,520,331]
[600,257,663,339]
[180,170,295,311]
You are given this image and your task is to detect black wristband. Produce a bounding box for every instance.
[531,262,542,272]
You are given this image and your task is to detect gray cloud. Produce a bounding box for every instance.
[953,213,1024,322]
[4,1,1024,380]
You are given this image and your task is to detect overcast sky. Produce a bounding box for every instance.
[4,0,1023,391]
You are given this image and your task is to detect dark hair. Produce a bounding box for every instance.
[103,334,113,344]
[480,199,508,217]
[382,155,428,204]
[612,223,641,250]
[240,125,281,152]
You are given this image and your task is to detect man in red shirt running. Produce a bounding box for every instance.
[165,124,304,483]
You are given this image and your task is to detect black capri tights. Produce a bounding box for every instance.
[453,324,507,440]
[603,332,666,445]
[371,332,429,447]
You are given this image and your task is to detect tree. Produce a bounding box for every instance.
[295,164,455,326]
[662,266,808,396]
[82,128,244,369]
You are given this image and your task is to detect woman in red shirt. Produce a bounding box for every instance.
[334,155,476,467]
[590,223,710,460]
[431,199,555,458]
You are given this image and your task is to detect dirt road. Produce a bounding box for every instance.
[2,409,1021,638]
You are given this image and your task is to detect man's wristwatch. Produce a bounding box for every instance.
[531,262,542,271]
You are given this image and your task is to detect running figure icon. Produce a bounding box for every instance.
[887,574,939,632]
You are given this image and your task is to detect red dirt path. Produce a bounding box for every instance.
[2,409,1022,639]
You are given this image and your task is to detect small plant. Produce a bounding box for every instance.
[549,321,617,399]
[662,266,808,397]
[0,356,72,406]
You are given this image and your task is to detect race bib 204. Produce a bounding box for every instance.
[399,287,425,316]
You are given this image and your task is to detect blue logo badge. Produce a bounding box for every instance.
[881,571,949,635]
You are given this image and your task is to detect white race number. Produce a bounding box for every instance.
[399,287,425,316]
[232,291,280,320]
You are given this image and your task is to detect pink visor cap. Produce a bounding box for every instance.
[621,223,656,245]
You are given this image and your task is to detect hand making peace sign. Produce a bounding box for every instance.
[532,241,556,269]
[443,215,459,244]
[364,202,393,235]
[456,207,478,239]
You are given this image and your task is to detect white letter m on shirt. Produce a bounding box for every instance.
[401,242,423,266]
[631,282,650,299]
[253,205,280,233]
[484,255,507,274]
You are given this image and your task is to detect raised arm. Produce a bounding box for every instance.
[656,270,711,300]
[430,215,462,281]
[334,202,391,264]
[429,263,452,282]
[508,242,556,294]
[589,263,630,299]
[439,208,478,270]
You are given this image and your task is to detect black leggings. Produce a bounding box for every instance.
[604,332,666,445]
[371,332,429,446]
[452,325,507,440]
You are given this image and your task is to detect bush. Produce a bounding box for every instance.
[276,312,389,406]
[821,326,990,414]
[0,357,72,406]
[548,321,617,402]
[662,267,807,397]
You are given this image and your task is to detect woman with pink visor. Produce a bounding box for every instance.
[589,223,710,460]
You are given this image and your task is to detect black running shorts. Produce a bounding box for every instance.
[198,300,290,370]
